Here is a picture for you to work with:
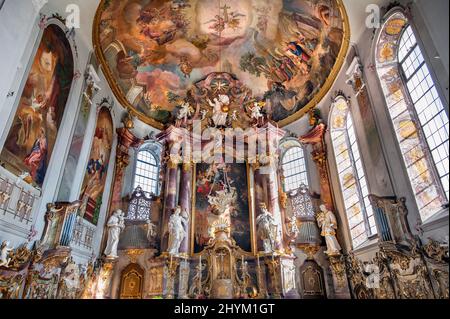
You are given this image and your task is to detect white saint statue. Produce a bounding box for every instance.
[207,95,230,127]
[316,204,342,256]
[104,210,125,258]
[167,206,189,255]
[256,204,279,253]
[0,241,13,268]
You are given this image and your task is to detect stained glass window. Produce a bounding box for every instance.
[282,146,309,193]
[133,150,159,196]
[330,97,377,248]
[376,12,449,221]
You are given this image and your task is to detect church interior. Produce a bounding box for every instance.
[0,0,448,300]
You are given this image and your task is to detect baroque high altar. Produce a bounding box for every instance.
[0,0,448,300]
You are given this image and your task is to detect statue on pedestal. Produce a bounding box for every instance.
[167,206,189,255]
[316,204,342,256]
[104,210,125,258]
[256,204,279,253]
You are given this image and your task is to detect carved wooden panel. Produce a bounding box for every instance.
[119,263,144,299]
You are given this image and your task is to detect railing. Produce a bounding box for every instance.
[70,216,95,251]
[0,168,40,226]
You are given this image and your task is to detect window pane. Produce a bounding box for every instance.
[282,146,308,192]
[133,150,159,195]
[331,98,377,249]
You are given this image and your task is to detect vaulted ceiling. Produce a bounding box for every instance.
[48,0,390,129]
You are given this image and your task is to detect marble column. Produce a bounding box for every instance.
[178,162,192,254]
[300,123,335,211]
[110,127,142,212]
[257,123,287,252]
[157,126,184,252]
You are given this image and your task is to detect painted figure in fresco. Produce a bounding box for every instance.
[316,204,342,256]
[207,95,230,127]
[104,210,125,258]
[286,41,312,75]
[256,203,279,253]
[167,206,189,255]
[0,241,13,268]
[0,25,73,187]
[24,127,48,186]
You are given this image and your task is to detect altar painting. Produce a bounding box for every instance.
[80,108,113,225]
[194,162,251,253]
[0,24,74,187]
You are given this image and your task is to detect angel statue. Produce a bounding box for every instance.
[316,204,342,256]
[167,206,189,255]
[207,94,230,127]
[176,101,193,126]
[104,210,125,258]
[256,203,279,253]
[146,219,157,241]
[0,241,13,267]
[251,102,265,126]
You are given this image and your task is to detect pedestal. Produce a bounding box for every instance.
[96,257,118,299]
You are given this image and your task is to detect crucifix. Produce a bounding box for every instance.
[221,4,231,23]
[217,250,227,279]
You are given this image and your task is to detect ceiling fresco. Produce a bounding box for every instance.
[94,0,349,129]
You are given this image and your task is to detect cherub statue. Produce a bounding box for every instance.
[287,216,299,239]
[231,110,238,122]
[207,95,230,127]
[251,102,263,119]
[200,109,208,121]
[316,204,341,256]
[146,219,157,241]
[0,241,13,268]
[176,101,193,126]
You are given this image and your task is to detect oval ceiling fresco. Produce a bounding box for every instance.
[94,0,349,129]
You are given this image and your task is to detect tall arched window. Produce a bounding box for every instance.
[281,144,309,193]
[133,149,160,196]
[376,12,449,221]
[330,97,377,248]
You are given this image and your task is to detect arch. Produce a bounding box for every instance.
[0,22,75,188]
[375,9,449,221]
[329,96,377,248]
[279,138,309,193]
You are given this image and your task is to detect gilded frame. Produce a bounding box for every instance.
[92,0,351,130]
[190,161,256,256]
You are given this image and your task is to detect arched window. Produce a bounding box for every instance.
[330,97,377,248]
[133,149,159,196]
[281,145,309,193]
[376,12,449,221]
